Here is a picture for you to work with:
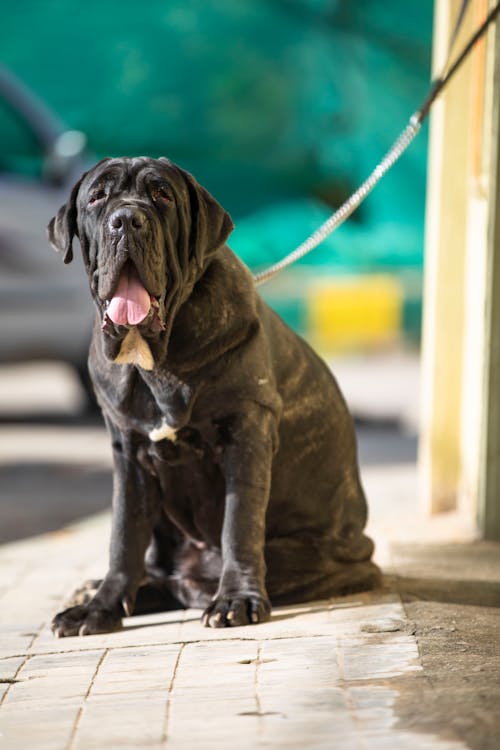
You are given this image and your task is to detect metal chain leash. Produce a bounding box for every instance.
[253,0,500,286]
[253,116,421,285]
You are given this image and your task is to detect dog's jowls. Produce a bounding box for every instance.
[48,156,380,635]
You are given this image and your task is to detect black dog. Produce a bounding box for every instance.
[48,157,380,635]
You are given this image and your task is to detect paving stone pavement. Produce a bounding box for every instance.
[0,514,473,750]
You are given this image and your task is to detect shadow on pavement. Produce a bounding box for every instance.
[0,462,111,544]
[388,541,500,750]
[355,417,418,465]
[388,574,500,609]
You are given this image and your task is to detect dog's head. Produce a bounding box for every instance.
[48,157,234,363]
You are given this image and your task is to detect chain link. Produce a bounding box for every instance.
[253,115,421,285]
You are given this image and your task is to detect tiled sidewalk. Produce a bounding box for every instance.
[0,515,467,750]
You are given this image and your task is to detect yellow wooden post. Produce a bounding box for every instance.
[420,0,500,538]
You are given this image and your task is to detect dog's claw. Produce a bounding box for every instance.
[202,594,271,628]
[51,603,122,637]
[121,596,133,617]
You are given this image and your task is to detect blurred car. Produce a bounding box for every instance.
[0,66,95,398]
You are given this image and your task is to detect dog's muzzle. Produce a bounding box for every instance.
[100,205,163,327]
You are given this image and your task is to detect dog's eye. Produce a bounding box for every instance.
[152,186,172,203]
[89,189,106,205]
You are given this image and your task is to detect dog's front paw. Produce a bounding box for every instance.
[51,604,122,637]
[201,593,271,628]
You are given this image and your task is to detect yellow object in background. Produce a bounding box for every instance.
[307,275,404,353]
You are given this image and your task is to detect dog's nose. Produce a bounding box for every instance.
[108,207,147,234]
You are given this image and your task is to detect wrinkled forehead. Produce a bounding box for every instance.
[79,157,187,199]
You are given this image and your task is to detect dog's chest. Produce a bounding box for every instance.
[100,364,197,443]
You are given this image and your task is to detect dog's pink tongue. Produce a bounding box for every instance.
[107,265,151,326]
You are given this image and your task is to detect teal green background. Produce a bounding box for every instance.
[1,0,433,335]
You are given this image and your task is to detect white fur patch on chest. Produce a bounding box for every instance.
[114,327,154,370]
[149,418,177,443]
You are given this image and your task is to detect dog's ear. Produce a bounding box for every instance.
[47,172,87,264]
[170,163,234,267]
[189,178,234,265]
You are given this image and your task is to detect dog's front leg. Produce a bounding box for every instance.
[202,405,276,628]
[52,429,160,637]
